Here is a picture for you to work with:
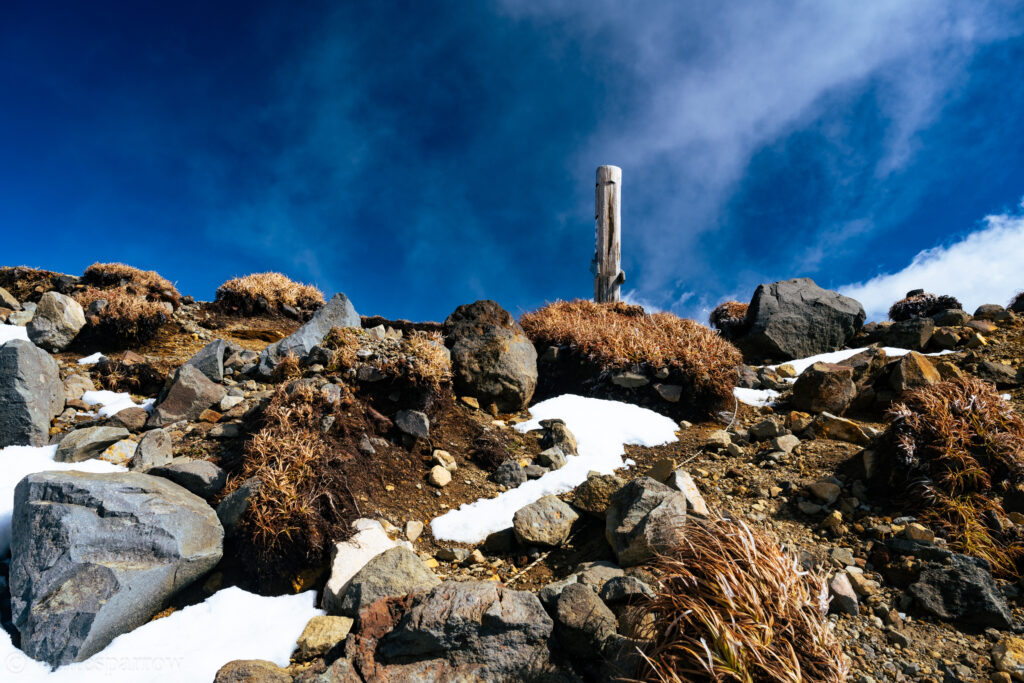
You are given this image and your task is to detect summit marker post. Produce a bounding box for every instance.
[593,165,624,303]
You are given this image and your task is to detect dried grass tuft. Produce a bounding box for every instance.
[888,292,962,321]
[622,515,847,683]
[216,272,324,315]
[878,376,1024,576]
[323,327,452,393]
[83,262,180,306]
[73,286,171,348]
[708,301,750,340]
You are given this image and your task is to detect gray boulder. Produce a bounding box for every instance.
[26,291,85,352]
[131,428,173,471]
[735,278,866,362]
[146,364,227,428]
[149,460,227,498]
[0,285,20,310]
[55,425,130,463]
[554,583,617,658]
[0,339,64,447]
[605,477,687,566]
[379,581,554,681]
[10,471,223,666]
[257,293,360,378]
[337,546,440,617]
[513,495,578,547]
[216,477,263,536]
[443,300,537,412]
[185,339,229,383]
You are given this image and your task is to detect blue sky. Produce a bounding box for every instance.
[3,1,1024,322]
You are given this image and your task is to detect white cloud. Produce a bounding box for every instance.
[839,204,1024,322]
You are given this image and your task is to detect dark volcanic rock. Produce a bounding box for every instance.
[149,460,227,498]
[554,582,617,658]
[0,339,64,448]
[605,477,687,566]
[792,362,856,414]
[185,338,230,383]
[146,364,227,428]
[908,553,1012,629]
[10,471,223,666]
[257,293,361,378]
[883,317,935,351]
[337,547,440,618]
[444,300,538,412]
[734,278,866,362]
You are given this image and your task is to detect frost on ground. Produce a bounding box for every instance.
[0,325,29,346]
[0,445,125,555]
[0,587,321,682]
[430,394,678,544]
[76,352,106,365]
[81,390,155,418]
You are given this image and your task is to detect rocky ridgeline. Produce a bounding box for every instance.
[0,270,1023,682]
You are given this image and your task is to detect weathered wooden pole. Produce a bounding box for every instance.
[593,165,624,303]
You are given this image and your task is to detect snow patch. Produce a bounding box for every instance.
[81,390,155,418]
[734,387,780,407]
[430,395,678,544]
[0,445,126,556]
[0,325,29,346]
[767,347,955,376]
[77,352,106,365]
[0,587,320,682]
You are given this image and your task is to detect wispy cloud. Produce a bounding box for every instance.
[839,201,1024,321]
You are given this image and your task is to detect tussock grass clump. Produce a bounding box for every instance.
[73,286,171,348]
[216,272,324,315]
[622,516,846,683]
[0,266,71,301]
[94,356,165,396]
[1010,291,1024,313]
[520,300,741,417]
[323,327,452,394]
[888,291,962,321]
[226,383,359,573]
[708,300,750,340]
[877,377,1024,576]
[83,262,180,307]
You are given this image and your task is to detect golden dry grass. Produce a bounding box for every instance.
[879,376,1024,576]
[622,516,847,683]
[83,262,180,305]
[216,272,325,314]
[520,300,741,413]
[323,327,452,393]
[225,383,358,571]
[73,286,171,347]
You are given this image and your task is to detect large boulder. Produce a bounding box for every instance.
[605,477,687,566]
[10,471,224,666]
[734,278,866,362]
[0,339,64,447]
[257,293,360,378]
[26,291,85,352]
[791,362,856,414]
[337,546,440,617]
[185,338,231,383]
[379,580,554,681]
[443,300,537,412]
[146,363,227,428]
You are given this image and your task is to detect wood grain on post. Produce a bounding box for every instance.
[593,165,624,303]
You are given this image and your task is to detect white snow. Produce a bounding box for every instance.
[1002,393,1013,401]
[0,325,29,346]
[767,347,955,376]
[76,352,106,365]
[430,394,679,544]
[733,387,780,407]
[0,587,320,682]
[0,445,126,556]
[81,390,155,418]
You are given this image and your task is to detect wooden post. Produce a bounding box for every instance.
[593,165,624,303]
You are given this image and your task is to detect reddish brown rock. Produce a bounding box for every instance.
[792,362,856,414]
[889,352,941,394]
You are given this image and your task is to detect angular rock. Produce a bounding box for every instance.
[443,300,538,412]
[829,572,859,615]
[975,360,1023,388]
[323,519,411,614]
[735,278,866,361]
[513,495,579,547]
[884,317,935,351]
[665,469,709,516]
[11,471,223,666]
[0,339,64,448]
[379,581,554,680]
[974,304,1007,320]
[55,425,130,463]
[573,473,625,518]
[108,406,149,432]
[185,338,229,383]
[845,347,888,382]
[554,583,617,658]
[63,373,95,401]
[0,285,20,310]
[257,293,360,378]
[908,553,1012,629]
[26,291,85,352]
[337,546,440,617]
[149,460,227,498]
[991,637,1024,681]
[932,309,971,326]
[214,660,292,683]
[536,446,567,469]
[792,362,856,414]
[146,364,227,428]
[811,412,872,445]
[600,575,655,604]
[295,615,354,660]
[491,459,527,488]
[605,477,687,566]
[216,476,263,536]
[889,351,941,394]
[395,409,430,439]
